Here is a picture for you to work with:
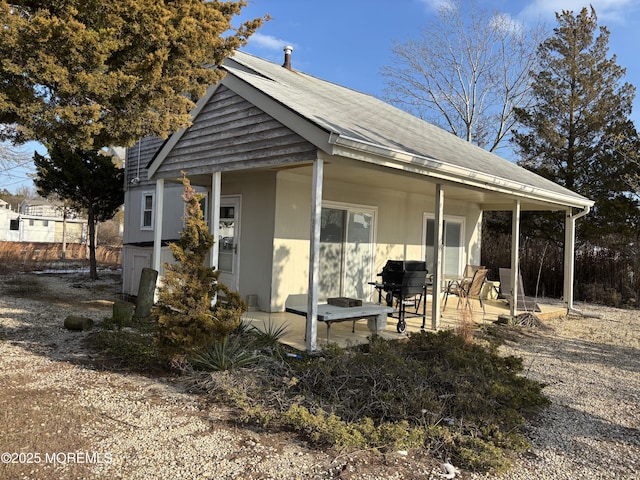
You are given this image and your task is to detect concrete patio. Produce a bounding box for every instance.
[242,295,566,351]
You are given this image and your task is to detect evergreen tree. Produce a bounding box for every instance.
[0,0,266,150]
[512,7,639,245]
[622,123,640,198]
[33,145,123,279]
[153,175,246,357]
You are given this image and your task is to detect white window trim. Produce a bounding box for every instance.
[422,213,466,276]
[141,191,155,230]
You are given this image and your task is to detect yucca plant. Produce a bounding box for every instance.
[190,336,259,371]
[251,320,289,349]
[233,318,255,337]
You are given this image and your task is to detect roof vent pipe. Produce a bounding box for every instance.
[282,45,293,70]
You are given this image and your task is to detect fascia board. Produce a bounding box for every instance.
[332,135,594,210]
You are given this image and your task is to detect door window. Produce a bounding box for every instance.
[216,196,241,292]
[218,205,236,273]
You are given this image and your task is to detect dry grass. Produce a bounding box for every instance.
[2,273,119,313]
[3,273,45,298]
[455,296,483,344]
[0,241,121,274]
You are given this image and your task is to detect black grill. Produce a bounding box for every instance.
[371,260,428,333]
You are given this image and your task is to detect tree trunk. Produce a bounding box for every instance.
[87,207,98,280]
[61,208,67,260]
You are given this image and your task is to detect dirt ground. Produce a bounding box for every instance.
[0,270,445,479]
[1,269,638,479]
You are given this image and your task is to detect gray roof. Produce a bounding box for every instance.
[223,51,592,209]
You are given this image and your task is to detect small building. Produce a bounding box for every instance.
[121,48,593,351]
[0,198,87,243]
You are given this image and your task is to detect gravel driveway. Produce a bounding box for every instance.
[471,304,639,480]
[0,271,638,479]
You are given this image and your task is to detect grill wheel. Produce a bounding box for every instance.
[397,319,407,333]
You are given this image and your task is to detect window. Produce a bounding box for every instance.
[319,203,376,301]
[198,194,208,222]
[423,214,465,276]
[141,192,154,229]
[29,219,34,226]
[9,219,19,230]
[181,191,208,226]
[42,220,48,227]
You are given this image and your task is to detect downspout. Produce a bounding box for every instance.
[564,206,591,315]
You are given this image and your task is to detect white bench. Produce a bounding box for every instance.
[285,303,394,343]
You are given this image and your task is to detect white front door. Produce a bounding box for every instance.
[217,196,241,291]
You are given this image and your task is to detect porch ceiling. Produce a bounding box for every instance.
[263,160,571,212]
[179,156,575,212]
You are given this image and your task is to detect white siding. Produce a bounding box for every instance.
[269,170,483,311]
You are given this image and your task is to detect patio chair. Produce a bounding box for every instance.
[443,264,484,308]
[460,264,484,289]
[458,268,489,314]
[498,268,541,312]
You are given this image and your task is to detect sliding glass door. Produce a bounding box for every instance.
[423,215,464,276]
[319,204,376,301]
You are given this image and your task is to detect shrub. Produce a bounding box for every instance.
[153,174,246,357]
[90,329,162,371]
[192,329,550,473]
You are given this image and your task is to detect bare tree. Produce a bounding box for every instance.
[381,0,545,152]
[0,142,33,190]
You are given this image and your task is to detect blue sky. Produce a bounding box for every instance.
[236,0,640,119]
[2,0,639,193]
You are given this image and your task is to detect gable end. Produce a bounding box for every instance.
[153,86,317,179]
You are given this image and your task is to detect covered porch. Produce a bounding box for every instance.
[147,156,591,353]
[242,294,566,351]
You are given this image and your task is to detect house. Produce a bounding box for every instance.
[121,48,593,351]
[0,198,87,243]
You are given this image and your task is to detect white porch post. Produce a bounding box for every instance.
[431,184,444,329]
[152,178,165,274]
[510,200,521,318]
[306,156,324,352]
[563,206,590,313]
[564,208,576,312]
[209,172,221,269]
